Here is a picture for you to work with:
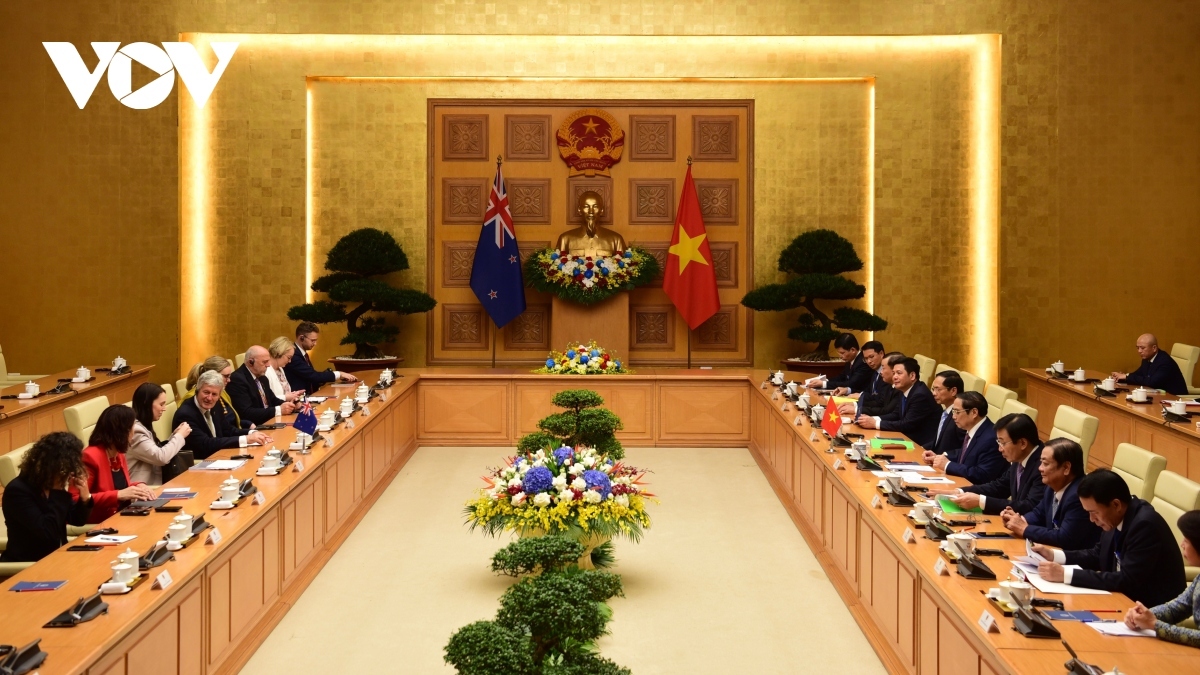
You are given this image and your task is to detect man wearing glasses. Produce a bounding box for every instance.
[928,413,1046,514]
[922,391,1006,483]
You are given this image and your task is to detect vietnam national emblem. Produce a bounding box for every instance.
[556,108,624,177]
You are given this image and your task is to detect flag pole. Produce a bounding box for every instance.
[491,154,503,369]
[686,155,693,370]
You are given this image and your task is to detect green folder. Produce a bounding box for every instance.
[869,438,915,450]
[937,496,983,514]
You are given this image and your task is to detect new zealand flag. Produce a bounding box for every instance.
[469,164,526,328]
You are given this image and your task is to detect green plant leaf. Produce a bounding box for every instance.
[832,306,888,332]
[788,324,841,344]
[785,273,865,301]
[325,228,410,276]
[310,272,361,293]
[777,228,864,275]
[740,282,803,312]
[371,287,439,314]
[551,390,605,411]
[286,300,347,324]
[490,535,587,577]
[443,620,535,675]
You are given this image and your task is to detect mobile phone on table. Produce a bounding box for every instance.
[972,532,1013,538]
[67,545,104,552]
[155,505,183,513]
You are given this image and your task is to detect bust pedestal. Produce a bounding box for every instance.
[550,294,629,360]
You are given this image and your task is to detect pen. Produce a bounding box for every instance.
[1079,609,1122,613]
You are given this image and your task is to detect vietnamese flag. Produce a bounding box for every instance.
[663,165,721,329]
[821,403,844,438]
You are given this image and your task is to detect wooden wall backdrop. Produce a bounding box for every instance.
[428,100,753,366]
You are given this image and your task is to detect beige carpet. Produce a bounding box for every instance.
[241,446,885,674]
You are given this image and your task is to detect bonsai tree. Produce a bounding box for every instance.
[516,389,624,460]
[287,228,437,360]
[741,228,887,359]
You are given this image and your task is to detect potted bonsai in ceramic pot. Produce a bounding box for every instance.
[287,227,436,372]
[740,228,887,375]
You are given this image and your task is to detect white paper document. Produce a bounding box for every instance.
[306,396,329,402]
[1085,621,1154,637]
[200,459,248,471]
[885,463,935,472]
[86,534,138,545]
[1023,567,1111,595]
[897,472,954,484]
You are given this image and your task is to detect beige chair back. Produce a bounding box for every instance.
[958,370,986,394]
[175,377,188,403]
[1170,343,1200,395]
[1001,398,1039,423]
[153,399,178,442]
[235,352,246,368]
[1151,470,1200,579]
[0,443,33,487]
[1111,443,1167,501]
[984,384,1017,422]
[161,382,175,404]
[1048,405,1099,466]
[65,396,111,444]
[913,354,937,386]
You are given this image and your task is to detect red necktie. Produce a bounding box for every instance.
[256,379,268,406]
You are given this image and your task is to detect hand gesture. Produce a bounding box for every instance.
[280,401,297,416]
[1030,543,1055,560]
[247,431,272,446]
[1036,560,1064,582]
[1125,602,1156,630]
[71,473,91,502]
[857,416,878,430]
[950,492,980,510]
[286,390,305,402]
[340,372,360,383]
[118,483,156,502]
[1005,513,1029,537]
[172,421,192,439]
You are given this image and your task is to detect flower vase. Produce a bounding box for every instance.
[576,533,611,570]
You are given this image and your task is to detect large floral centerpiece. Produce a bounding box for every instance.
[524,247,659,305]
[535,341,628,375]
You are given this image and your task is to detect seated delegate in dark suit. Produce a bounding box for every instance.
[1003,438,1101,550]
[1034,469,1186,608]
[226,346,297,426]
[857,358,941,449]
[1112,333,1189,395]
[928,371,967,457]
[823,333,873,394]
[932,413,1046,515]
[1124,510,1200,648]
[173,371,272,460]
[841,350,901,420]
[0,432,94,563]
[925,392,1006,484]
[283,321,357,394]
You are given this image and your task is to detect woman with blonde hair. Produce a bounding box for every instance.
[264,336,304,402]
[183,356,245,429]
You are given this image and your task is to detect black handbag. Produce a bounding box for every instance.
[160,450,195,484]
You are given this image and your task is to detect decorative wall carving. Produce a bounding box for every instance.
[506,178,551,223]
[631,306,675,351]
[709,241,737,287]
[442,305,490,350]
[442,114,489,160]
[695,305,738,351]
[629,178,675,224]
[443,240,550,287]
[692,115,738,161]
[628,115,676,161]
[503,305,550,351]
[441,178,489,224]
[504,115,552,161]
[693,179,737,224]
[566,176,613,225]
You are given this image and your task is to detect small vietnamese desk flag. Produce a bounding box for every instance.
[470,163,526,328]
[821,403,844,439]
[663,164,721,330]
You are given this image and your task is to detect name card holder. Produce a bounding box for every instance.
[933,558,950,576]
[151,570,173,591]
[325,433,335,448]
[206,527,223,546]
[977,610,1000,633]
[293,460,305,472]
[361,405,371,417]
[780,402,789,412]
[772,392,780,401]
[761,381,768,389]
[793,415,803,426]
[870,495,883,509]
[346,419,356,430]
[833,459,844,470]
[809,432,819,442]
[902,527,917,544]
[252,491,266,505]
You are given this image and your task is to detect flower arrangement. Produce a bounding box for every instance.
[523,246,660,305]
[464,445,653,544]
[534,341,628,375]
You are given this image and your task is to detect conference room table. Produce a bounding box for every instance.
[0,366,152,455]
[1023,367,1200,478]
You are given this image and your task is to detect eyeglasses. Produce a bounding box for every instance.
[949,408,967,416]
[996,438,1011,447]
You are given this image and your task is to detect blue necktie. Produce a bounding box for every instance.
[900,393,907,415]
[935,409,950,443]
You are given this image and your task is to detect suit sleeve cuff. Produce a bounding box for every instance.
[334,371,343,379]
[239,436,248,448]
[274,406,281,417]
[1052,549,1066,564]
[1062,566,1074,584]
[872,416,881,427]
[978,495,986,509]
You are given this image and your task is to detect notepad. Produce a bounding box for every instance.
[870,438,915,450]
[85,535,137,546]
[10,581,66,592]
[1085,621,1154,637]
[937,496,983,514]
[162,492,197,500]
[1044,610,1101,622]
[190,459,248,471]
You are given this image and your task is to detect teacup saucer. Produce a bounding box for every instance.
[257,467,280,476]
[210,500,234,510]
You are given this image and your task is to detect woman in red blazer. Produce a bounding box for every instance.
[71,405,156,522]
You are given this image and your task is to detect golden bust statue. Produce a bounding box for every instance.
[555,191,627,258]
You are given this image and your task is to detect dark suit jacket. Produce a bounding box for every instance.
[173,396,249,460]
[0,476,91,562]
[930,408,967,457]
[827,353,874,394]
[943,417,1007,484]
[964,444,1047,515]
[858,383,901,420]
[1120,351,1189,396]
[1023,477,1102,550]
[878,381,941,449]
[227,365,285,426]
[283,344,337,395]
[1065,496,1186,607]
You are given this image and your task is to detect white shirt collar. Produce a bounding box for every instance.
[1148,352,1158,363]
[1017,447,1036,469]
[1054,485,1067,501]
[965,417,986,440]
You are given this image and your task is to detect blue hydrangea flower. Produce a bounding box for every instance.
[523,466,554,494]
[584,269,593,279]
[582,470,612,498]
[553,446,574,465]
[617,259,625,268]
[545,358,555,368]
[566,350,576,359]
[590,349,600,357]
[623,250,632,258]
[550,252,559,260]
[615,360,622,369]
[600,267,608,275]
[580,354,590,364]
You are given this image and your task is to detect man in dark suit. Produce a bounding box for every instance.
[1112,333,1189,395]
[1003,438,1101,549]
[843,351,902,420]
[857,357,941,449]
[928,371,967,457]
[1033,469,1186,607]
[284,321,358,394]
[924,391,1006,484]
[173,370,272,460]
[227,345,297,426]
[825,334,875,395]
[933,413,1046,514]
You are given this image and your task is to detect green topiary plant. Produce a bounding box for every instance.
[519,389,624,460]
[287,228,437,359]
[740,228,887,359]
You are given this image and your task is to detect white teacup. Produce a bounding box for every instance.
[23,381,39,395]
[772,370,784,385]
[798,392,811,408]
[1132,388,1149,402]
[1073,368,1087,381]
[117,548,140,567]
[947,533,975,557]
[173,513,193,531]
[1170,400,1188,415]
[915,500,940,522]
[111,562,135,583]
[850,439,868,460]
[1052,360,1065,374]
[811,404,825,422]
[1101,377,1116,391]
[76,366,90,380]
[261,454,280,469]
[113,356,127,370]
[1007,580,1033,608]
[167,523,189,542]
[219,485,240,502]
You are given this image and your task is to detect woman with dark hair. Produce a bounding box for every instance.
[1125,510,1200,647]
[126,382,192,485]
[0,432,94,562]
[70,405,156,522]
